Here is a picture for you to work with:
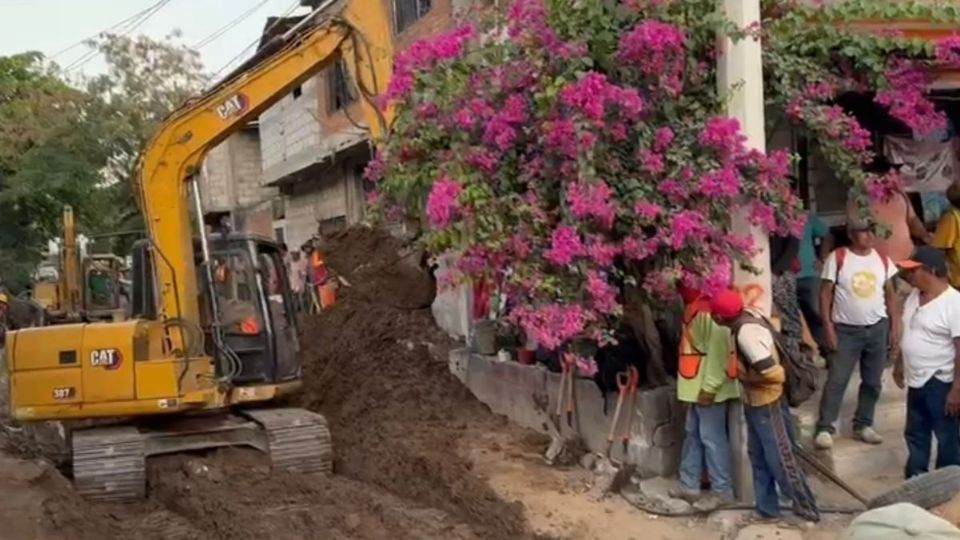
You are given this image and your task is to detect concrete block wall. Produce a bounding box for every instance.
[449,351,684,479]
[260,76,323,184]
[231,131,271,207]
[200,130,273,214]
[202,141,232,212]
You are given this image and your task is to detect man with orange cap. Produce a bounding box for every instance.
[671,285,740,510]
[710,289,819,523]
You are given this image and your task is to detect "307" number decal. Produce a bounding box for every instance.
[52,387,75,400]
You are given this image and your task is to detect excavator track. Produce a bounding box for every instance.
[72,426,146,501]
[242,408,334,474]
[69,408,332,501]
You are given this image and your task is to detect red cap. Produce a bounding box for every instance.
[709,289,743,320]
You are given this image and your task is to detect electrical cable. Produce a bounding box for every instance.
[50,1,163,60]
[63,0,175,73]
[210,0,300,81]
[192,0,270,50]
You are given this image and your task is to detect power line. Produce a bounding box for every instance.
[50,1,162,60]
[63,0,175,73]
[210,0,301,82]
[62,0,171,71]
[193,0,270,50]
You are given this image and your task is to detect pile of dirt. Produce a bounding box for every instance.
[297,225,531,539]
[0,225,539,540]
[322,226,436,310]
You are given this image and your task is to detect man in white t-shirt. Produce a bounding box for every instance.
[894,247,960,478]
[815,221,900,450]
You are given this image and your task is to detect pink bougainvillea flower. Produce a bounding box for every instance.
[543,119,578,157]
[875,59,947,138]
[426,176,463,228]
[512,303,592,350]
[633,201,663,221]
[567,181,616,229]
[864,171,905,203]
[936,36,960,67]
[586,237,621,266]
[386,24,477,103]
[618,20,687,96]
[698,166,740,198]
[363,152,385,182]
[545,225,584,265]
[653,127,675,151]
[668,210,708,250]
[622,235,658,261]
[560,72,610,121]
[637,149,666,176]
[586,270,619,315]
[748,202,777,231]
[699,117,746,156]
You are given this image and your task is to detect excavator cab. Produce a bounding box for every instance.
[130,234,301,386]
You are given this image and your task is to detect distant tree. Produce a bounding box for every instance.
[0,53,109,290]
[82,31,208,235]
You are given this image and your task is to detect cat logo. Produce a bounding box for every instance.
[90,348,123,370]
[216,93,249,120]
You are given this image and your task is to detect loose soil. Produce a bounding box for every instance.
[0,225,538,540]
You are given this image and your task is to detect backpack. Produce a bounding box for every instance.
[732,315,819,408]
[834,247,890,282]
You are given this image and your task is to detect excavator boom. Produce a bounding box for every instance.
[139,0,393,337]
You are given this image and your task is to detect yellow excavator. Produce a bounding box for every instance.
[33,206,126,323]
[5,0,393,500]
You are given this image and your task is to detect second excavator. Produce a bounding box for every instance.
[4,0,394,500]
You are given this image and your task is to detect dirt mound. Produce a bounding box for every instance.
[298,226,530,539]
[323,226,435,310]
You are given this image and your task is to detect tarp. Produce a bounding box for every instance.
[884,135,959,193]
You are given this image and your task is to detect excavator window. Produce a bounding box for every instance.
[206,251,262,336]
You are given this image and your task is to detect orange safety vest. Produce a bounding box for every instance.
[678,298,738,380]
[310,251,328,284]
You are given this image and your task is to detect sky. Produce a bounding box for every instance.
[0,0,311,77]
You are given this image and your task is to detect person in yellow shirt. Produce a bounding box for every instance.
[931,183,960,289]
[710,289,819,523]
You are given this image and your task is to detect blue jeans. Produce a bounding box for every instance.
[905,378,960,479]
[745,399,820,522]
[816,320,889,434]
[679,402,734,497]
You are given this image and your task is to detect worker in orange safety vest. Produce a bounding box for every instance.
[672,285,740,510]
[305,238,335,311]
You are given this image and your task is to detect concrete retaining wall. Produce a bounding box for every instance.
[449,349,684,478]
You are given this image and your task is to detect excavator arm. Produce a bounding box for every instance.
[138,0,393,337]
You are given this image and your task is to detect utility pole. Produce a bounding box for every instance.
[718,0,769,502]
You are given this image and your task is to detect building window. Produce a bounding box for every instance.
[393,0,431,34]
[292,85,302,99]
[328,60,356,112]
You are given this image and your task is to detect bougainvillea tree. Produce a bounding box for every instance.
[367,0,960,366]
